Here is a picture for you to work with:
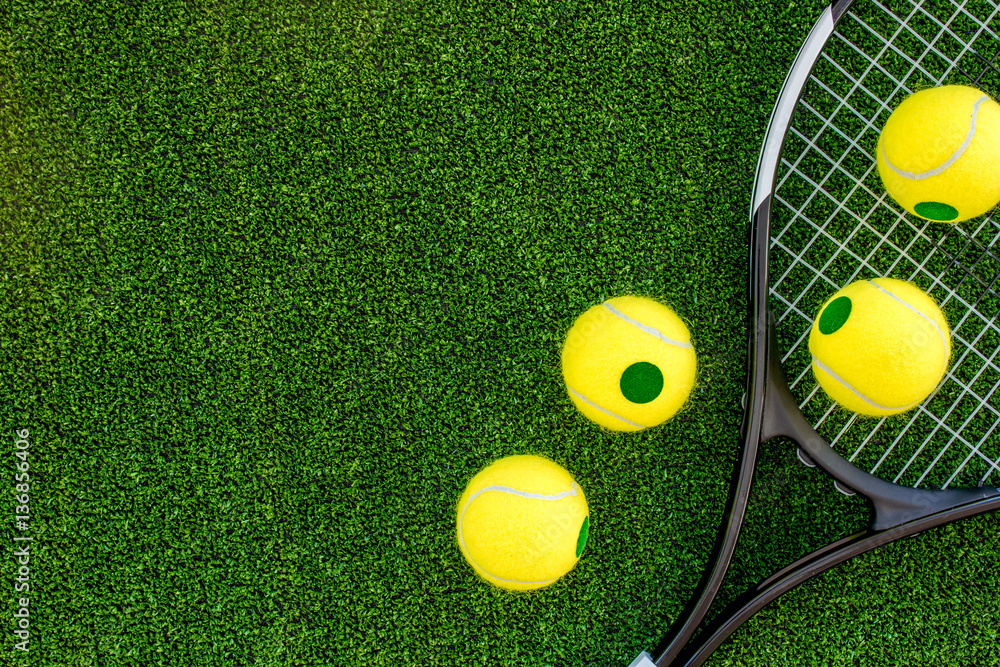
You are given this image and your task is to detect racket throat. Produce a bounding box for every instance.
[760,327,999,530]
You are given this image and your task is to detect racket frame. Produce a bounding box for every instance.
[632,0,1000,664]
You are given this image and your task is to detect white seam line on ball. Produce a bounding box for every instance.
[868,280,949,378]
[568,387,648,429]
[458,483,578,586]
[881,95,988,180]
[603,302,692,348]
[812,357,920,413]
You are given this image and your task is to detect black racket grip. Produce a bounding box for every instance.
[760,327,999,530]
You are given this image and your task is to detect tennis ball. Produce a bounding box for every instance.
[876,85,1000,223]
[561,296,696,431]
[456,454,589,591]
[809,278,950,417]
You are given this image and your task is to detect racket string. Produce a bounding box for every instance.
[768,0,1000,490]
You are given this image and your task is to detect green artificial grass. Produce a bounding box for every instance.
[1,0,998,665]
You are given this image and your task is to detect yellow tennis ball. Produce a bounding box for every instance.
[455,454,589,591]
[561,296,696,431]
[876,85,1000,223]
[808,278,951,417]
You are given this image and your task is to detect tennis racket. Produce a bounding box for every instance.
[631,0,1000,664]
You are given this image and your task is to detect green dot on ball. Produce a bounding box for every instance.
[819,296,852,335]
[914,201,959,221]
[575,516,589,558]
[620,361,663,404]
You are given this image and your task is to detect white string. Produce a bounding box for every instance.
[769,0,1000,489]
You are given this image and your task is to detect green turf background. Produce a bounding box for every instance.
[2,0,998,665]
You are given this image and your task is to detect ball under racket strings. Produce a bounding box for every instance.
[633,1,1000,665]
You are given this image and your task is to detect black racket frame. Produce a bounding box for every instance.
[635,1,1000,664]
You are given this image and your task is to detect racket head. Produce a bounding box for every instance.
[764,0,1000,500]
